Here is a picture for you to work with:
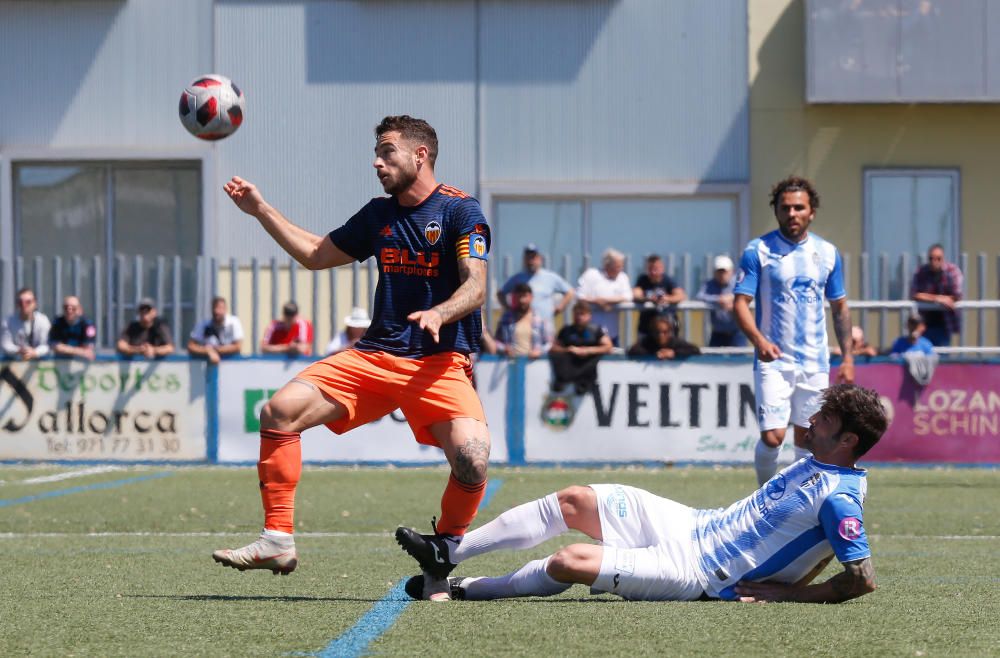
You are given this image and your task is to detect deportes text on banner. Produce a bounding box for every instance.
[0,360,207,461]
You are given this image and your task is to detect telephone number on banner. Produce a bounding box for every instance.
[44,435,184,458]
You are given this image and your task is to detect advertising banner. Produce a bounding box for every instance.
[0,360,206,461]
[852,363,1000,462]
[217,358,508,463]
[522,359,769,462]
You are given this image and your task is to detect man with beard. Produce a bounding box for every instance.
[213,116,491,602]
[733,176,854,486]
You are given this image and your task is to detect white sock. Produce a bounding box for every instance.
[262,529,294,547]
[794,445,812,462]
[452,492,568,563]
[754,440,781,486]
[462,558,572,600]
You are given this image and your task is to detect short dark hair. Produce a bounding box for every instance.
[282,301,298,316]
[822,385,889,458]
[375,115,438,167]
[769,176,820,212]
[512,282,533,295]
[646,254,662,265]
[16,287,34,299]
[212,296,227,307]
[572,300,592,314]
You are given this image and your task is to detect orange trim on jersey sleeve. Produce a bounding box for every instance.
[438,184,469,199]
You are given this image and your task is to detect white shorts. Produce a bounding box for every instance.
[754,367,829,431]
[588,484,704,601]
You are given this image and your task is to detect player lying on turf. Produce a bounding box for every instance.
[399,384,887,603]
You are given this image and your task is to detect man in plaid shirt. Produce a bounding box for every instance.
[494,283,553,357]
[911,244,963,346]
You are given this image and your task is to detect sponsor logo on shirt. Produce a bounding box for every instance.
[765,474,787,501]
[838,517,863,540]
[380,247,440,277]
[735,268,746,284]
[779,276,821,304]
[424,220,442,245]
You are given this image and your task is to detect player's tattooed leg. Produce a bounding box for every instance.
[453,436,490,484]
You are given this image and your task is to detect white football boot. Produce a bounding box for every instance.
[212,532,298,575]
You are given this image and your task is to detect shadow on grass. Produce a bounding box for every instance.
[125,593,675,604]
[125,594,389,603]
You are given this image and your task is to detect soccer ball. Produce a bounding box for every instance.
[178,74,245,140]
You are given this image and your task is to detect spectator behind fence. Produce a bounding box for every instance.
[493,283,553,358]
[188,296,244,364]
[576,248,632,345]
[829,325,878,359]
[49,295,96,360]
[627,315,700,360]
[262,301,314,356]
[549,300,613,395]
[889,314,935,357]
[117,297,174,359]
[1,287,51,361]
[633,254,686,337]
[910,244,963,347]
[326,306,371,355]
[695,255,746,347]
[497,243,574,321]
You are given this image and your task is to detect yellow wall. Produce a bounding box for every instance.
[749,0,1000,345]
[215,263,371,355]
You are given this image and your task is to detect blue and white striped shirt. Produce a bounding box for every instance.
[693,457,870,600]
[734,230,845,373]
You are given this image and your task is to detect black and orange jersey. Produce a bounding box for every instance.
[328,184,490,357]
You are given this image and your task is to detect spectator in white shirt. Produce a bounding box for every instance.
[326,306,371,355]
[1,287,51,360]
[187,296,244,364]
[576,248,632,345]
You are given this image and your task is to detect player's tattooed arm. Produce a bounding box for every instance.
[830,298,853,358]
[830,297,855,383]
[826,557,877,601]
[735,556,876,604]
[409,257,486,342]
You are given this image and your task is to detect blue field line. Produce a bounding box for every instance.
[315,580,412,658]
[311,478,505,658]
[0,472,174,508]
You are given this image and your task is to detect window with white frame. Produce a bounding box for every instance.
[491,196,741,294]
[863,169,960,299]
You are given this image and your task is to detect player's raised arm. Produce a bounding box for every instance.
[223,176,354,270]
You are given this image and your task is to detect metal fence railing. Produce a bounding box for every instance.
[2,251,998,356]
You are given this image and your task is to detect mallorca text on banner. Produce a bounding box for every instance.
[0,359,207,461]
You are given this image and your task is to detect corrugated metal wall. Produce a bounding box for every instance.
[481,0,748,182]
[0,0,748,260]
[0,0,212,146]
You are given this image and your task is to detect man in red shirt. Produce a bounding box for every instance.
[261,301,313,356]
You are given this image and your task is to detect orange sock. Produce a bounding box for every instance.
[436,473,487,536]
[257,428,302,533]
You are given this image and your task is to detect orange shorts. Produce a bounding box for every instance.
[295,349,485,446]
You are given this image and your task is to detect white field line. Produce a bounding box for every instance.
[0,531,391,539]
[0,531,995,540]
[10,466,123,485]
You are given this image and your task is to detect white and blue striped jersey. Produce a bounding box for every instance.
[692,457,870,600]
[734,230,845,373]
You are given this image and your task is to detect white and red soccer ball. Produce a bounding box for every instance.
[178,74,245,140]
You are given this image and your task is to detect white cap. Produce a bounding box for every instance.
[343,306,371,329]
[714,255,734,271]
